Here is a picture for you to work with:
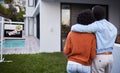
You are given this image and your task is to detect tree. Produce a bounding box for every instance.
[11,11,25,21]
[0,4,12,18]
[4,0,13,4]
[0,0,25,22]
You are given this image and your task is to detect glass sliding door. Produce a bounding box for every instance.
[61,3,108,51]
[61,4,71,50]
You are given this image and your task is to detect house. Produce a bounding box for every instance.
[24,0,120,52]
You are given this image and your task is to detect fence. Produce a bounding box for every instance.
[0,16,4,62]
[0,16,24,62]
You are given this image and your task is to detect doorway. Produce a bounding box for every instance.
[36,13,40,39]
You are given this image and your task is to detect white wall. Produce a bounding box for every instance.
[40,1,61,52]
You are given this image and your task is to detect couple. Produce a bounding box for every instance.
[63,5,117,73]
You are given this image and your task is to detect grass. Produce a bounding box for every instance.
[0,52,67,73]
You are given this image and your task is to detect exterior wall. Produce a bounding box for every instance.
[39,0,120,52]
[40,1,61,52]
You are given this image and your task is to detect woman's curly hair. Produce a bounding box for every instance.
[77,9,95,25]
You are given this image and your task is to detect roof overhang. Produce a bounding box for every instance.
[24,1,40,17]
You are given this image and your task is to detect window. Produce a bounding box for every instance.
[28,0,34,7]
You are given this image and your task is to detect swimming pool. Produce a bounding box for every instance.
[2,39,25,48]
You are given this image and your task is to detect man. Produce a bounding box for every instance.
[71,5,117,73]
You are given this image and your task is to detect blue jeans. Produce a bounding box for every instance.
[67,61,90,73]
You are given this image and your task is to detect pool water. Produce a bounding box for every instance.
[2,39,25,48]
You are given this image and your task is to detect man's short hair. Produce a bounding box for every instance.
[92,5,105,20]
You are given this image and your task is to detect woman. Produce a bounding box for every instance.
[63,9,96,73]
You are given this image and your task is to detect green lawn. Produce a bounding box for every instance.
[0,52,67,73]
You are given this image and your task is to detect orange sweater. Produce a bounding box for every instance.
[63,31,96,66]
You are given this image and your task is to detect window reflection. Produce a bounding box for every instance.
[62,5,70,26]
[61,4,70,50]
